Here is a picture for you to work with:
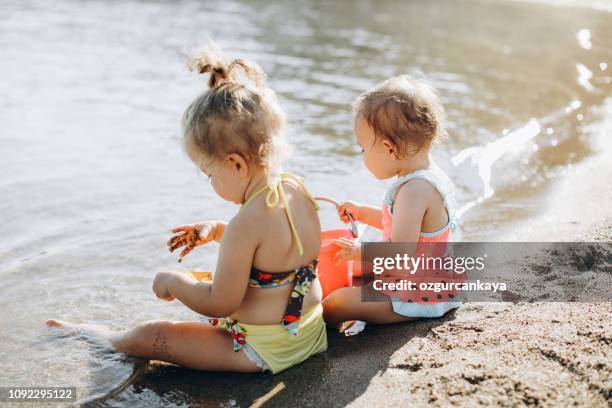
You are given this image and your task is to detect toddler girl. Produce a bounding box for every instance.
[323,75,462,327]
[48,46,327,374]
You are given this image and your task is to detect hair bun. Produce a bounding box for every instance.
[227,58,264,87]
[188,44,266,89]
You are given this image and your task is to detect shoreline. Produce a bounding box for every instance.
[94,125,611,407]
[493,129,612,242]
[97,218,610,406]
[344,134,611,405]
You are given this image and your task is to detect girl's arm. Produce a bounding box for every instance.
[390,180,430,243]
[326,182,429,275]
[337,201,383,230]
[207,220,227,242]
[357,204,384,230]
[165,215,259,317]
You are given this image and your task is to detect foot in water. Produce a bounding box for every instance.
[46,319,117,348]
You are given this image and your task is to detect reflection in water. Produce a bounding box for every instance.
[0,0,611,404]
[575,28,593,50]
[577,63,596,92]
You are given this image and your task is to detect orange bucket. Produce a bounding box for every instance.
[318,229,354,298]
[315,196,359,298]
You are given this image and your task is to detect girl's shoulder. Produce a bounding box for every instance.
[226,202,264,239]
[385,165,456,215]
[391,177,440,212]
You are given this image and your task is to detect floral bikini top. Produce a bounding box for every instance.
[234,172,320,335]
[249,259,318,335]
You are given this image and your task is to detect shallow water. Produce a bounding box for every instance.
[0,0,610,405]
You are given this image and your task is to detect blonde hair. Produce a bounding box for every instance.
[353,75,447,157]
[181,45,288,182]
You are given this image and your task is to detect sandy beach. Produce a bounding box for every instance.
[91,300,610,407]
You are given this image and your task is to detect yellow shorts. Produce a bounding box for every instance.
[236,304,328,374]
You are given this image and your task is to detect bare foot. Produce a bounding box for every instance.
[46,319,71,328]
[46,319,116,347]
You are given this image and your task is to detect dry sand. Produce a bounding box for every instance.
[349,303,610,407]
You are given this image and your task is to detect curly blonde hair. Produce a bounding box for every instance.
[181,45,288,182]
[353,75,447,157]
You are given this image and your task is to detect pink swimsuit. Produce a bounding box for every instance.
[378,167,463,318]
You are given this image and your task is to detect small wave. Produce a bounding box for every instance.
[452,97,585,219]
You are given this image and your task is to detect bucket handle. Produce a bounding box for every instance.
[314,195,358,238]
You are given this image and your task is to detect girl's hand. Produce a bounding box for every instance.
[332,237,361,265]
[167,221,223,262]
[152,271,180,301]
[337,201,362,224]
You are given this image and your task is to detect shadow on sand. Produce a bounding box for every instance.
[82,313,455,407]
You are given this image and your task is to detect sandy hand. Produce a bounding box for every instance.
[332,236,361,265]
[167,222,218,262]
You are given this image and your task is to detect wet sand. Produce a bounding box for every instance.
[88,156,611,407]
[88,302,610,407]
[497,141,612,243]
[87,258,611,407]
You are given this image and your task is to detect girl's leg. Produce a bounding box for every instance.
[46,319,260,373]
[322,286,417,327]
